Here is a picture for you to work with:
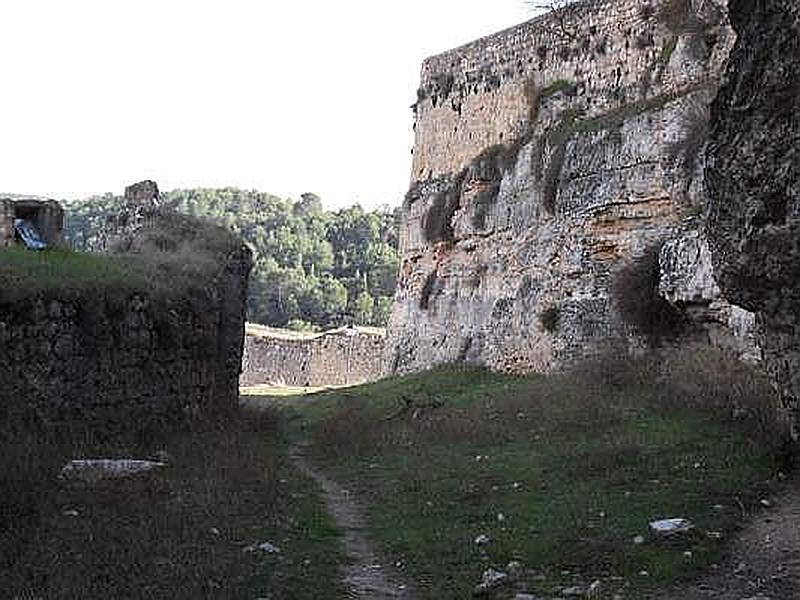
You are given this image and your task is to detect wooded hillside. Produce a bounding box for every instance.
[65,189,400,330]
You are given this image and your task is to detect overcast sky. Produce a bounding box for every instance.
[0,1,542,209]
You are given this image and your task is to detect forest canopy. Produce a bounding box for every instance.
[64,188,400,331]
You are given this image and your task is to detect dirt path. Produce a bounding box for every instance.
[653,476,800,599]
[289,445,416,599]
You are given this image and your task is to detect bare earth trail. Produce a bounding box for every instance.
[654,476,800,600]
[289,444,417,599]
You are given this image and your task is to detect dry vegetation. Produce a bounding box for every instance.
[0,209,242,308]
[0,410,343,599]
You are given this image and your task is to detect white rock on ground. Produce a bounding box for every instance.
[649,518,694,535]
[244,541,281,554]
[474,568,509,594]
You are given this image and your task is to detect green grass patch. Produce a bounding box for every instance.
[0,410,345,599]
[0,209,241,308]
[0,246,152,303]
[288,350,787,599]
[658,36,679,65]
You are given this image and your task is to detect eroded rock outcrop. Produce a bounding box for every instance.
[386,0,749,374]
[706,0,800,432]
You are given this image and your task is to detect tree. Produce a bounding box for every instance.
[63,187,400,331]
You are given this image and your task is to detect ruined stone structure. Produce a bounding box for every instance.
[0,196,64,248]
[706,0,800,434]
[0,183,252,427]
[94,179,161,253]
[241,325,386,388]
[386,0,752,374]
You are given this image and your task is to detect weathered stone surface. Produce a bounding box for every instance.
[659,229,760,363]
[0,196,64,248]
[706,0,800,433]
[124,180,160,208]
[241,325,385,388]
[386,0,744,375]
[95,179,161,253]
[660,228,720,304]
[0,184,252,428]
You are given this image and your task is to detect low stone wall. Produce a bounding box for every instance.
[0,200,252,429]
[241,326,386,388]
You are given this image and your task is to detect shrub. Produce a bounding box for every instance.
[658,36,679,65]
[422,176,463,244]
[639,3,656,20]
[539,304,560,332]
[419,271,438,310]
[612,245,685,344]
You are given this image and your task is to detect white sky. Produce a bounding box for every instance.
[0,1,539,210]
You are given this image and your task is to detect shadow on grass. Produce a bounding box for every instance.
[0,408,344,600]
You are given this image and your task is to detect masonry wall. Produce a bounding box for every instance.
[387,0,749,375]
[241,327,386,388]
[411,0,720,181]
[0,246,251,428]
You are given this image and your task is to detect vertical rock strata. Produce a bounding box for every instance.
[387,0,744,374]
[706,0,800,432]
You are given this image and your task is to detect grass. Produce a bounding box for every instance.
[0,246,152,304]
[286,350,788,599]
[0,409,344,600]
[658,36,679,65]
[0,209,241,308]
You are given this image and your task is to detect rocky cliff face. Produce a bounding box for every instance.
[387,0,751,374]
[706,0,800,433]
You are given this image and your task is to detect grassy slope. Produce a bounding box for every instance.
[285,356,785,599]
[0,411,344,600]
[0,211,239,306]
[0,246,151,303]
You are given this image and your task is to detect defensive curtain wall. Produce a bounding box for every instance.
[385,0,752,375]
[241,324,386,388]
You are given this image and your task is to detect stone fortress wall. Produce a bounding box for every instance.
[241,324,386,388]
[0,277,249,427]
[0,183,252,428]
[387,0,754,375]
